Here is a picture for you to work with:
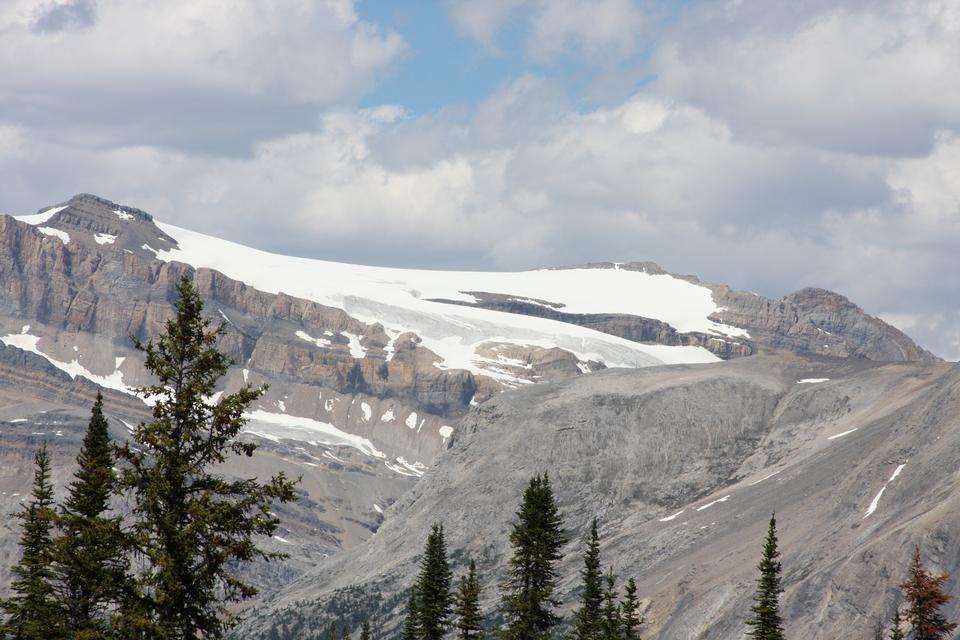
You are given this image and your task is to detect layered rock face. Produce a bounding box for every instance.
[243,354,960,640]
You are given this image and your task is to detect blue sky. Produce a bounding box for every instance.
[0,0,959,358]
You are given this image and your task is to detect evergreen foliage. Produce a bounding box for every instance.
[413,523,453,640]
[453,560,484,640]
[889,609,903,640]
[0,443,61,640]
[620,578,643,640]
[402,588,420,640]
[360,621,371,640]
[745,513,785,640]
[600,569,622,640]
[53,393,128,639]
[899,545,957,640]
[498,473,567,640]
[116,274,297,639]
[572,518,604,640]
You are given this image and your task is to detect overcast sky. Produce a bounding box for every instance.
[1,0,959,358]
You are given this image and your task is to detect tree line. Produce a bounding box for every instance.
[0,276,296,639]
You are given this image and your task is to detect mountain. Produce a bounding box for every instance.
[238,353,960,640]
[0,193,941,628]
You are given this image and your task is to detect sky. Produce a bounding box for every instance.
[1,0,959,358]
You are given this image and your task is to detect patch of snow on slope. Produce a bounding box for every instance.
[659,509,685,522]
[38,227,70,244]
[342,332,366,358]
[864,463,908,518]
[405,412,418,429]
[153,222,730,374]
[114,208,134,221]
[243,409,384,458]
[360,402,372,422]
[94,233,117,245]
[827,428,858,440]
[438,425,453,439]
[14,205,67,226]
[296,330,331,348]
[0,332,134,397]
[696,495,731,511]
[381,410,395,422]
[798,378,830,384]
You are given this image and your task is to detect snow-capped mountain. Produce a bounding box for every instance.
[0,193,937,605]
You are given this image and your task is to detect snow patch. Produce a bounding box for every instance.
[243,409,385,458]
[342,332,366,359]
[864,463,908,518]
[749,470,781,486]
[360,402,372,422]
[659,509,685,522]
[296,330,331,348]
[798,378,830,384]
[15,205,68,226]
[439,425,454,439]
[373,504,383,514]
[381,409,395,422]
[405,412,418,429]
[9,419,27,424]
[696,495,730,511]
[827,428,858,440]
[94,233,117,245]
[114,208,134,221]
[38,227,70,244]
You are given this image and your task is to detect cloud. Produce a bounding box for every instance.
[0,0,405,152]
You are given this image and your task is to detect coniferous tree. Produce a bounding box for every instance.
[745,513,785,640]
[402,588,420,640]
[116,275,297,639]
[54,393,128,639]
[620,578,643,640]
[453,560,484,640]
[0,443,62,640]
[572,519,604,640]
[601,569,622,640]
[360,621,371,640]
[900,545,957,640]
[889,609,904,640]
[498,473,566,640]
[413,523,453,640]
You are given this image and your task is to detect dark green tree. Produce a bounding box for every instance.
[402,588,420,640]
[889,609,903,640]
[360,621,371,640]
[601,569,622,640]
[413,523,453,640]
[745,513,785,640]
[53,393,128,639]
[0,443,62,640]
[498,473,567,640]
[620,578,643,640]
[116,274,297,639]
[572,518,604,640]
[453,560,484,640]
[900,545,956,640]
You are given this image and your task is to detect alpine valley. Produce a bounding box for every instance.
[0,194,952,639]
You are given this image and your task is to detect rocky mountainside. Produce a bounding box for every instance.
[0,193,941,620]
[240,354,960,640]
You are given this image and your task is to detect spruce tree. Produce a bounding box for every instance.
[54,393,128,639]
[498,473,566,640]
[601,569,622,640]
[620,578,643,640]
[116,275,297,639]
[360,621,371,640]
[745,513,785,640]
[0,443,62,640]
[453,560,484,640]
[572,519,604,640]
[402,587,420,640]
[413,523,453,640]
[900,545,957,640]
[889,609,903,640]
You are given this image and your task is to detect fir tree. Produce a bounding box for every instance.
[620,578,643,640]
[453,560,484,640]
[745,513,785,640]
[413,523,453,640]
[0,443,62,640]
[116,275,297,639]
[54,393,128,639]
[889,609,903,640]
[572,519,604,640]
[402,587,420,640]
[360,621,371,640]
[498,473,567,640]
[900,545,957,640]
[601,569,622,640]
